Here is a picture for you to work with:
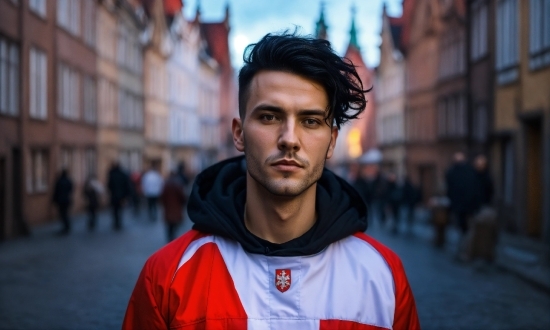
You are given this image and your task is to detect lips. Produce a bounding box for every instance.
[271,159,303,171]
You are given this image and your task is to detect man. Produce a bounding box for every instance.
[445,151,480,235]
[473,154,493,207]
[52,168,73,235]
[123,32,419,329]
[160,171,188,243]
[107,162,131,230]
[141,162,164,222]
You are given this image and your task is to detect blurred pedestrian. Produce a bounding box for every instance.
[401,175,421,231]
[386,172,403,234]
[445,151,480,235]
[353,154,389,227]
[130,170,143,216]
[473,154,494,207]
[160,171,187,242]
[83,173,104,231]
[52,168,73,235]
[176,161,190,188]
[107,162,131,230]
[141,162,163,222]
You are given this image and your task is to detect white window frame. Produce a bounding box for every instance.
[471,1,488,61]
[28,149,48,193]
[83,75,97,123]
[83,0,96,47]
[57,0,80,36]
[1,38,19,116]
[496,0,519,84]
[529,0,550,70]
[29,0,46,18]
[30,47,47,120]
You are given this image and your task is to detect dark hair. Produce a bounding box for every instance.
[238,31,370,129]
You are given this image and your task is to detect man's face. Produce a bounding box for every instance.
[232,70,338,197]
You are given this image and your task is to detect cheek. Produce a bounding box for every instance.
[244,126,273,151]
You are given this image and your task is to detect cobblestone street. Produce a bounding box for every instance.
[1,208,549,330]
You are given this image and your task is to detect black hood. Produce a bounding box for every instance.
[188,156,368,256]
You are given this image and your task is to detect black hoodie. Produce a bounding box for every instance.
[188,156,368,257]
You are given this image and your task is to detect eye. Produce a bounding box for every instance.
[303,118,321,127]
[260,114,277,122]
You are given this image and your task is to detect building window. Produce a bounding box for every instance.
[83,148,97,177]
[30,47,47,120]
[83,75,97,123]
[473,104,488,142]
[119,89,143,130]
[496,0,519,84]
[471,0,488,61]
[57,0,80,35]
[28,149,48,193]
[529,0,550,70]
[83,0,96,47]
[0,38,19,116]
[57,63,80,120]
[438,95,467,138]
[99,78,117,126]
[29,0,46,18]
[439,31,465,80]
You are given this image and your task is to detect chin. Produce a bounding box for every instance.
[260,177,315,197]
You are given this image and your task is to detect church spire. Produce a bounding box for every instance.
[349,4,360,49]
[315,2,328,40]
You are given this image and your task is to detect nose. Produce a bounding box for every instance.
[278,120,300,152]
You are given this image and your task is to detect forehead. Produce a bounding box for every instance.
[245,71,328,115]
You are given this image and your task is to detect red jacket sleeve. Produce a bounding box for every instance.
[122,230,209,330]
[354,233,421,330]
[122,260,167,330]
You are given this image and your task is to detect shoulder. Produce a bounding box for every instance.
[350,232,407,277]
[142,230,212,280]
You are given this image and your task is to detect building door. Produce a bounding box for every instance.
[12,148,26,236]
[525,120,543,237]
[0,157,5,241]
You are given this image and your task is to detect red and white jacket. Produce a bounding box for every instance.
[123,230,420,329]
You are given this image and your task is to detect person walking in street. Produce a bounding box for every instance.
[52,168,73,235]
[107,162,131,231]
[387,172,403,234]
[353,151,390,228]
[141,162,164,222]
[473,154,494,207]
[83,173,104,231]
[123,32,419,329]
[402,175,421,232]
[160,171,188,242]
[445,151,480,235]
[130,170,143,216]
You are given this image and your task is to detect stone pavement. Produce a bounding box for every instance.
[409,208,550,293]
[0,207,549,329]
[0,207,192,330]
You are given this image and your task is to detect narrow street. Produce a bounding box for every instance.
[1,208,549,330]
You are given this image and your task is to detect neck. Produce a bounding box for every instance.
[244,173,317,244]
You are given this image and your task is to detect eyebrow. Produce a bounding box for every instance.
[251,104,327,117]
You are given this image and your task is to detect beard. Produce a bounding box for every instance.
[244,144,328,198]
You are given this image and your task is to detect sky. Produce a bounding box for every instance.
[183,0,403,70]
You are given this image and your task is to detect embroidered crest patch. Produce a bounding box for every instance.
[275,269,291,292]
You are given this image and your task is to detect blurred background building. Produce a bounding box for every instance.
[0,0,234,239]
[0,0,548,249]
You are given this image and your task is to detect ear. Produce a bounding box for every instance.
[325,126,338,160]
[232,118,245,152]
